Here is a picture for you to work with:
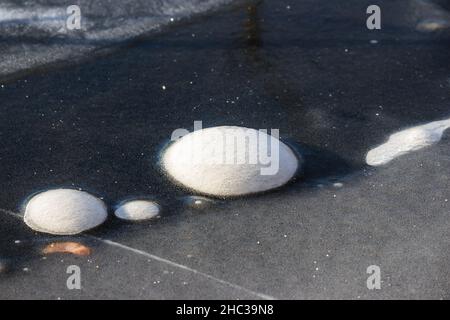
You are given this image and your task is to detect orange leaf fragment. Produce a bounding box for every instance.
[42,242,91,256]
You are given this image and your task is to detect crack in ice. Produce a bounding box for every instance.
[0,207,275,300]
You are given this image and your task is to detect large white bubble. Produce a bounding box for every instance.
[162,126,299,197]
[24,189,107,235]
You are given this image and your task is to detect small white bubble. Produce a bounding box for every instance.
[115,200,160,221]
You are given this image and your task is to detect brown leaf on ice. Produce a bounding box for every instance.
[42,242,91,256]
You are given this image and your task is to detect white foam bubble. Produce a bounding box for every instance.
[366,118,450,166]
[24,189,107,235]
[162,126,299,197]
[114,200,160,221]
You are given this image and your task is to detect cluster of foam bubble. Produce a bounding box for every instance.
[21,116,450,236]
[22,126,300,235]
[23,190,163,235]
